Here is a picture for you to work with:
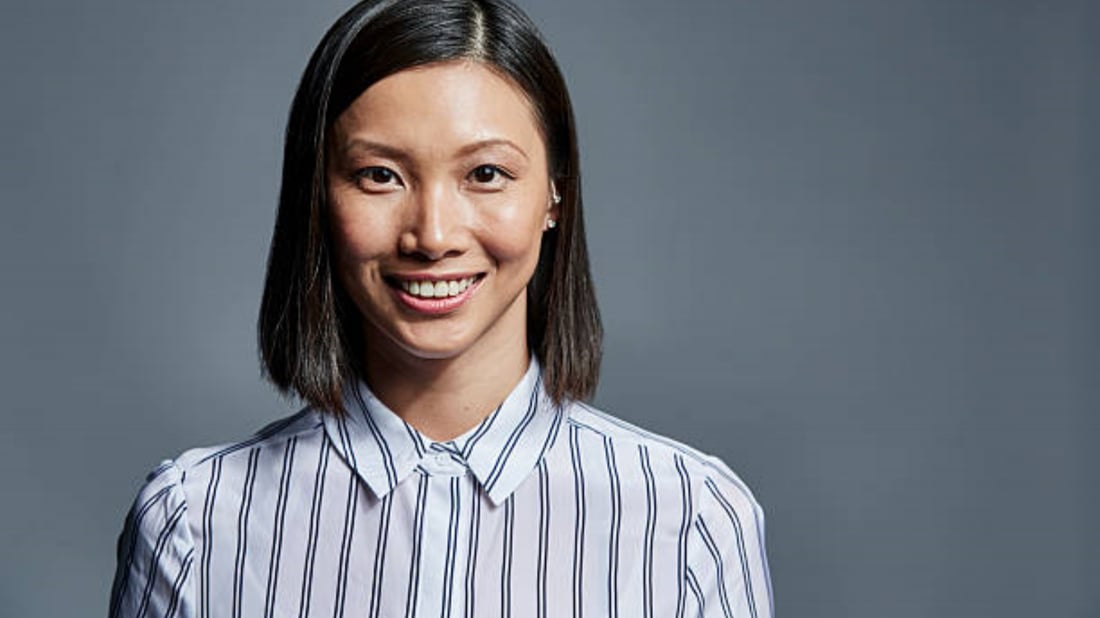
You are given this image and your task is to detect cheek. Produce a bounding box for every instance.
[478,199,546,265]
[329,200,393,262]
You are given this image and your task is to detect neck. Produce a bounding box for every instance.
[360,303,531,443]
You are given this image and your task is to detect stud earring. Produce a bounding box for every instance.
[546,217,557,229]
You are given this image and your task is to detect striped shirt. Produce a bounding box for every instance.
[109,359,773,617]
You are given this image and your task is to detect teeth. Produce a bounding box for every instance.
[399,276,477,299]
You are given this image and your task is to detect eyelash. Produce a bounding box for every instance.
[468,164,514,185]
[353,166,400,187]
[350,164,515,191]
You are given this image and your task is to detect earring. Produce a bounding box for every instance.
[548,183,560,230]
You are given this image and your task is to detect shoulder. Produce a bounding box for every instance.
[562,399,765,513]
[118,407,326,523]
[167,406,326,485]
[113,407,325,557]
[111,410,322,617]
[117,459,191,544]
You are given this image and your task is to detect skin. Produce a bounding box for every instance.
[326,60,558,441]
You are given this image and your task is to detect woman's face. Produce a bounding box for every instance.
[326,60,556,365]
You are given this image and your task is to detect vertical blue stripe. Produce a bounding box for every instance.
[368,493,393,618]
[403,474,429,618]
[500,495,515,618]
[296,436,330,618]
[674,454,693,618]
[464,478,482,618]
[638,445,657,618]
[136,501,187,618]
[705,478,760,618]
[695,517,735,618]
[164,548,194,618]
[332,465,358,618]
[263,436,296,618]
[603,436,621,618]
[200,456,223,618]
[110,482,174,618]
[685,567,706,615]
[536,459,550,618]
[569,425,586,618]
[440,477,461,617]
[231,447,260,618]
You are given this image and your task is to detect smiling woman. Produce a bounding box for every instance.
[108,1,772,617]
[325,62,555,417]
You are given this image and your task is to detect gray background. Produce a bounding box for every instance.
[1,0,1095,616]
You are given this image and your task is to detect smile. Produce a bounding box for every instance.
[396,275,479,299]
[385,273,486,315]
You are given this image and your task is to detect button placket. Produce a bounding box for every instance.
[422,442,467,476]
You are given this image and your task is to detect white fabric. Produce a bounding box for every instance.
[109,358,773,617]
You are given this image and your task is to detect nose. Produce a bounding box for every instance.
[399,181,468,261]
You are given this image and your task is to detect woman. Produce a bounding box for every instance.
[109,1,773,616]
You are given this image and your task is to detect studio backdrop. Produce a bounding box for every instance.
[0,1,1096,616]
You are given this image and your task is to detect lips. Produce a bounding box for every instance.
[385,273,485,314]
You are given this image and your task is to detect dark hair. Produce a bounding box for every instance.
[259,0,602,416]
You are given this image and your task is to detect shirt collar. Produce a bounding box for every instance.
[322,356,564,506]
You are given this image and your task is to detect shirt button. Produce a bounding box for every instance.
[434,453,450,466]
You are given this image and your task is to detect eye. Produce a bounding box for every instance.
[468,164,513,186]
[353,166,403,191]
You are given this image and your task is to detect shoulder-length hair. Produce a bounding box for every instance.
[259,0,602,416]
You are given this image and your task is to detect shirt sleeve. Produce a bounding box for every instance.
[683,456,774,618]
[109,459,196,618]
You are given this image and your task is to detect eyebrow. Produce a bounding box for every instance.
[338,137,530,163]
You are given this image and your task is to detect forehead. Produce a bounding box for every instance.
[330,60,545,158]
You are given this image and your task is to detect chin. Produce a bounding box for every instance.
[386,320,483,362]
[357,281,528,366]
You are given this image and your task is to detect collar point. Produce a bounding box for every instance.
[484,485,513,508]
